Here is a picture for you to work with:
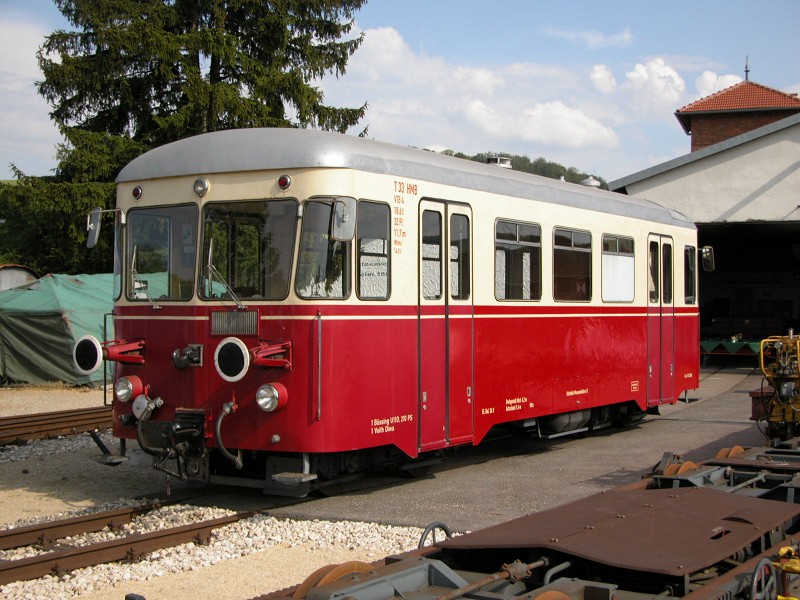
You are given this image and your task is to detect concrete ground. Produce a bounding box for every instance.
[267,362,766,532]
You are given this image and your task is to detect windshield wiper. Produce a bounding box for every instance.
[206,238,244,310]
[131,245,161,310]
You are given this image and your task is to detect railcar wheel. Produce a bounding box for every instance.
[749,557,777,600]
[716,446,746,459]
[292,561,374,598]
[728,445,745,457]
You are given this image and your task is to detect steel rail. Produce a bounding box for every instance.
[0,505,151,551]
[0,406,112,445]
[0,511,253,585]
[0,486,238,552]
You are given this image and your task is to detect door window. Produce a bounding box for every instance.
[422,210,442,300]
[450,214,470,300]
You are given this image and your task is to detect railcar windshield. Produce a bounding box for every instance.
[126,205,198,301]
[200,199,298,300]
[296,199,351,299]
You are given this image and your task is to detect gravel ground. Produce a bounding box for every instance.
[0,386,428,600]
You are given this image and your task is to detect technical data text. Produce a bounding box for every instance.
[370,414,413,435]
[392,179,418,256]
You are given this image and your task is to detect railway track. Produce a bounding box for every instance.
[0,406,113,445]
[0,498,253,585]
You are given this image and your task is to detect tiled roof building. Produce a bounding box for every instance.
[675,81,800,151]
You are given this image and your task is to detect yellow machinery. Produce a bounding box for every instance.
[760,330,800,443]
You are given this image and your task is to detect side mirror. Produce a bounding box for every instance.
[331,197,356,241]
[86,207,102,248]
[701,246,715,272]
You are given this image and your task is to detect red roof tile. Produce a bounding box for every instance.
[675,81,800,135]
[677,81,800,114]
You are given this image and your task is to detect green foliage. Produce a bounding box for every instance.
[442,149,606,187]
[2,0,367,275]
[38,0,368,144]
[0,176,114,273]
[55,128,149,183]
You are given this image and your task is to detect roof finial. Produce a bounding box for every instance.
[745,56,750,81]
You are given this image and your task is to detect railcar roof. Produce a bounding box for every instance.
[117,128,693,229]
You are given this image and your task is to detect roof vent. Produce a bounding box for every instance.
[579,176,602,188]
[486,156,512,169]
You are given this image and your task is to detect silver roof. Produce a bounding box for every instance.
[117,128,694,229]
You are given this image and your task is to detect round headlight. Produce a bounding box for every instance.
[115,375,143,403]
[255,383,287,413]
[115,378,133,403]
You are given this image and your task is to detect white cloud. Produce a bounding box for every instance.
[344,26,449,88]
[0,19,45,80]
[457,99,618,149]
[545,26,633,49]
[451,67,505,98]
[0,17,62,177]
[323,27,618,156]
[590,64,616,94]
[695,71,742,98]
[621,58,685,114]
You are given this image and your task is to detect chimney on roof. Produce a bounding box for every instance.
[674,78,800,152]
[745,56,750,81]
[486,156,512,169]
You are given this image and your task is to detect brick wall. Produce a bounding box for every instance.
[690,110,800,151]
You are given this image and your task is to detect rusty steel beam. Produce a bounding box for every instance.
[0,406,112,445]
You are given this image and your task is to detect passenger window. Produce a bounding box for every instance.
[495,220,541,301]
[357,201,390,300]
[553,227,591,301]
[601,234,634,302]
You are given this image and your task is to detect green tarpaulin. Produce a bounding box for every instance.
[0,273,113,386]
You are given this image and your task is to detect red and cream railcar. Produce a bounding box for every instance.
[75,128,704,495]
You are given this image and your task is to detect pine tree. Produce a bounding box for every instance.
[0,0,367,274]
[38,0,367,144]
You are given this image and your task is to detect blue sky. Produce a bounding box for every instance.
[1,0,798,181]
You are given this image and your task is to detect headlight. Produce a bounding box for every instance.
[255,383,287,412]
[115,375,143,403]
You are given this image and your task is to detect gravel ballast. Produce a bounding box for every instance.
[0,387,429,600]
